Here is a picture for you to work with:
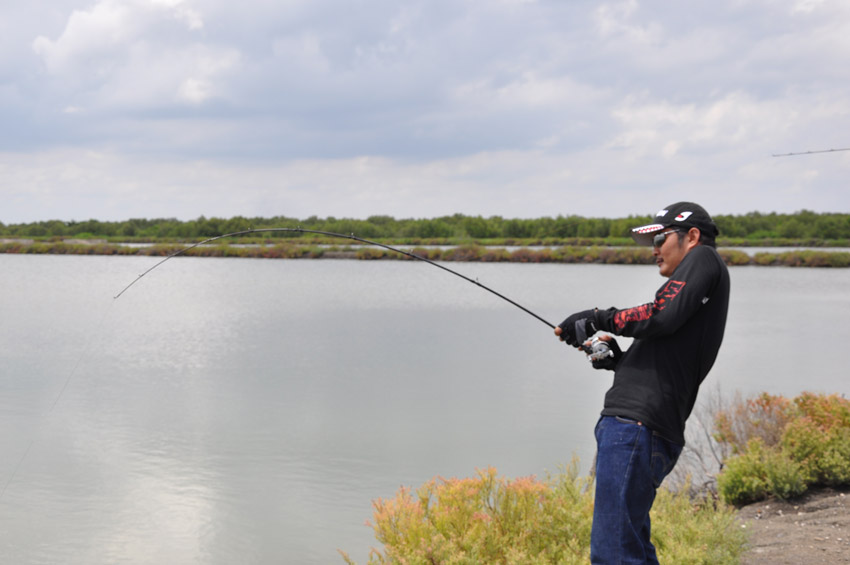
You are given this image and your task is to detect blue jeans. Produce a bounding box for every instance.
[590,416,682,564]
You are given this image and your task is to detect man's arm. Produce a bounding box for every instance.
[594,246,722,339]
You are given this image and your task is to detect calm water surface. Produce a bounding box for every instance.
[1,255,848,564]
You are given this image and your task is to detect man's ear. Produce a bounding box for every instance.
[686,227,701,249]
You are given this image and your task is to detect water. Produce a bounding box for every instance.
[1,255,848,564]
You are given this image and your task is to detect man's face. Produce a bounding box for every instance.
[653,228,694,277]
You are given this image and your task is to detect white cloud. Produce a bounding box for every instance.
[607,93,758,157]
[455,72,602,109]
[150,0,204,29]
[32,1,137,75]
[594,0,660,43]
[2,0,849,222]
[31,0,224,109]
[178,78,212,104]
[792,0,827,14]
[3,137,848,224]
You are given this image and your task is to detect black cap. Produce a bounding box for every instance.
[630,202,719,246]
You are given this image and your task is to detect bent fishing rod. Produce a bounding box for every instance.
[772,147,850,157]
[114,227,557,330]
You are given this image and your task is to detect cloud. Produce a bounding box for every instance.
[1,0,848,222]
[32,1,183,74]
[31,0,235,111]
[608,92,771,158]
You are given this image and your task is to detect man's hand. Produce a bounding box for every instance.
[585,334,623,371]
[556,309,597,347]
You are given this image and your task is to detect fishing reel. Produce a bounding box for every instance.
[581,336,614,362]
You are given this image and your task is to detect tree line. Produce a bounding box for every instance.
[2,210,850,242]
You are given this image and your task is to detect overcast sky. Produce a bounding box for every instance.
[2,0,849,223]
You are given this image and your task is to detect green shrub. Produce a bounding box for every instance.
[650,483,747,564]
[765,453,809,500]
[342,461,747,564]
[717,438,807,505]
[481,247,511,262]
[399,247,443,261]
[717,438,770,505]
[441,245,483,262]
[776,250,850,267]
[718,249,751,266]
[509,248,539,263]
[343,462,593,565]
[751,252,777,266]
[356,248,387,260]
[716,392,850,505]
[613,247,654,264]
[782,393,850,486]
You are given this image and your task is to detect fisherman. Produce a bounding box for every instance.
[555,202,730,564]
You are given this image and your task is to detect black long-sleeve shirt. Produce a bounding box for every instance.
[592,245,730,445]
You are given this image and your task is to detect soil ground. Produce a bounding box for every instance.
[738,486,850,564]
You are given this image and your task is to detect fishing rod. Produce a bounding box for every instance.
[772,147,850,157]
[114,227,557,330]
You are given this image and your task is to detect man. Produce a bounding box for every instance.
[555,202,730,564]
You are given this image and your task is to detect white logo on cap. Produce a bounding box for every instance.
[656,208,669,218]
[675,211,693,222]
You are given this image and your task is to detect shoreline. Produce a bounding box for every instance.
[3,239,850,267]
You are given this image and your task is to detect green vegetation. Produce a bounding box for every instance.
[715,392,850,506]
[752,250,850,267]
[341,391,850,563]
[3,210,850,246]
[341,460,746,565]
[3,240,850,267]
[3,211,850,266]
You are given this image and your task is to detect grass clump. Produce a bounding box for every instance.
[650,483,748,564]
[342,459,746,564]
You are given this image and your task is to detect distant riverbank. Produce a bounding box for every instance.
[3,238,850,267]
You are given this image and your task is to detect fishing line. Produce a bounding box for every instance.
[114,228,557,329]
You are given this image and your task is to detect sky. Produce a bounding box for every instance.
[2,0,849,224]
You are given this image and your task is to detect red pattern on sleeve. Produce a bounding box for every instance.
[613,280,686,331]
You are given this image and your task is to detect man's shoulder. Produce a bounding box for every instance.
[689,244,726,266]
[677,245,729,280]
[691,244,721,258]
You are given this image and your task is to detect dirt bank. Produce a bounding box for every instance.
[738,487,850,564]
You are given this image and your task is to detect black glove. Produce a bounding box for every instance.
[557,309,597,346]
[589,337,622,371]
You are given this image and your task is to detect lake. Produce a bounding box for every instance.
[1,254,848,564]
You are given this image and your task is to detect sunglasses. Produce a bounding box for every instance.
[652,229,680,248]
